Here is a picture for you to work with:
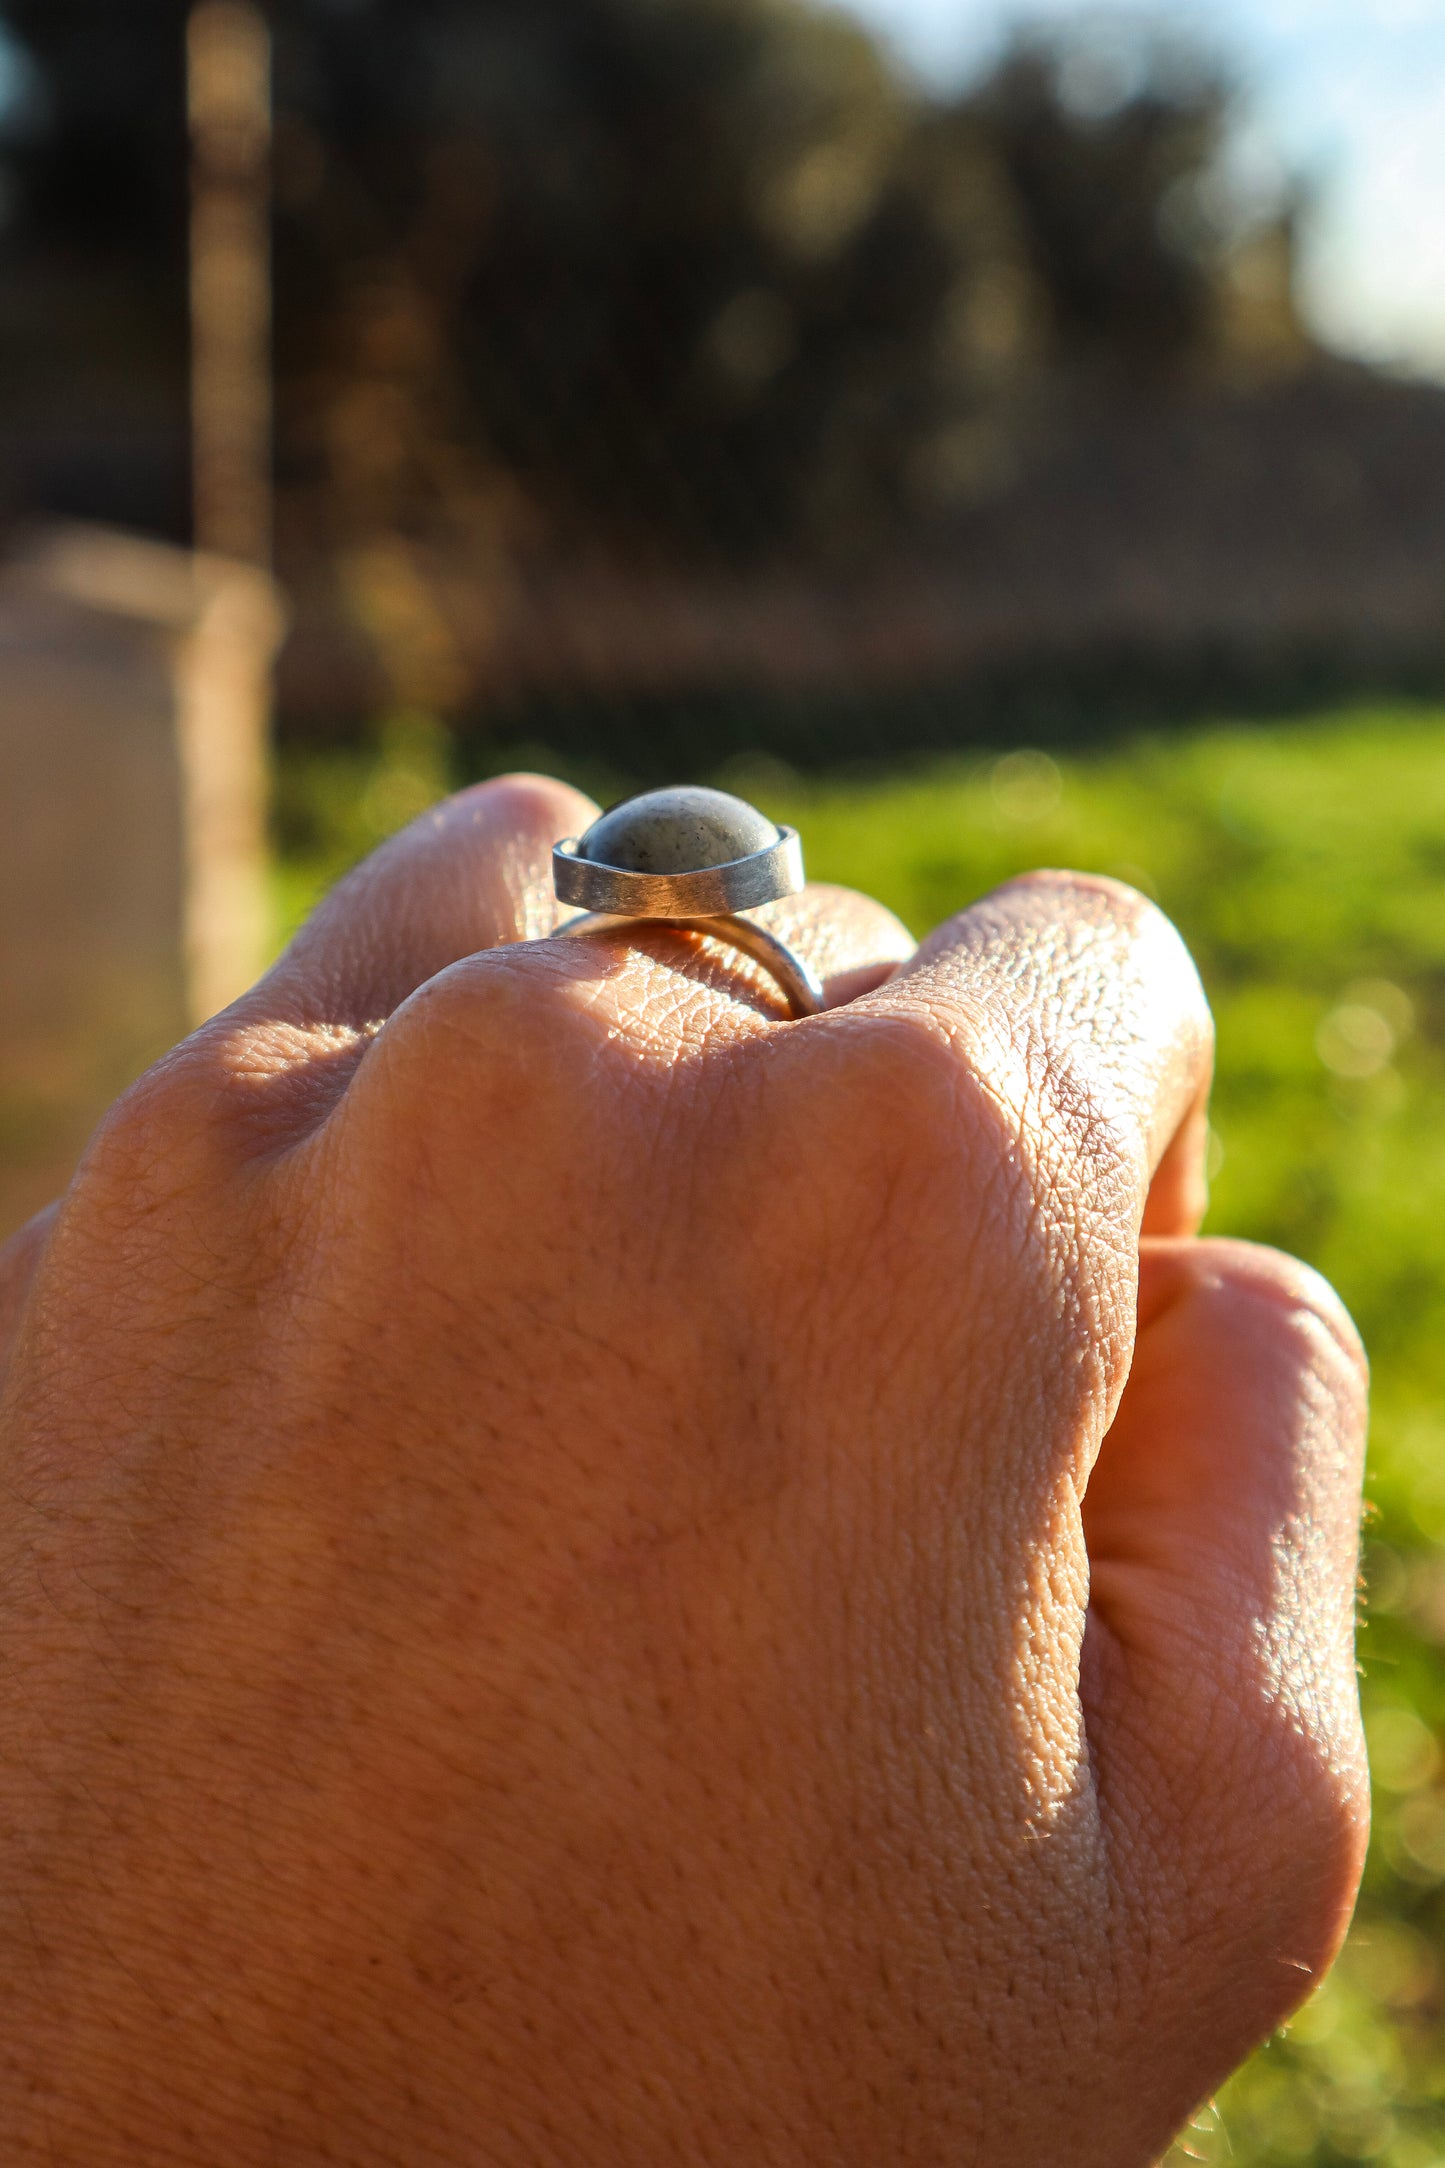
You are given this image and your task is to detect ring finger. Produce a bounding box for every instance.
[227,776,915,1115]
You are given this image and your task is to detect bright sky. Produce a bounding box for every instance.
[834,0,1445,378]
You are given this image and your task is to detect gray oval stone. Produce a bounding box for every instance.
[578,787,781,875]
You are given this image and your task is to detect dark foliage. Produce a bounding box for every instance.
[0,1,1273,568]
[971,27,1234,371]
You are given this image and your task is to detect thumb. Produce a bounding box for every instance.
[1083,1238,1369,2080]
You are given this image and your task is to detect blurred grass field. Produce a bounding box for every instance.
[278,705,1445,2166]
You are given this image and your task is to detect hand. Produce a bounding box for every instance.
[0,777,1368,2166]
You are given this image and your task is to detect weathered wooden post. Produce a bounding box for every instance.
[189,0,274,568]
[0,4,283,1242]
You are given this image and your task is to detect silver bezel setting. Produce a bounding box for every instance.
[553,826,805,919]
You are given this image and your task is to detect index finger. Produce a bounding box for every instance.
[851,868,1214,1240]
[0,1204,57,1380]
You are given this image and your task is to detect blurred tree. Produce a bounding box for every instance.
[0,0,1300,590]
[269,0,979,566]
[964,22,1240,375]
[0,1,187,260]
[0,1,191,532]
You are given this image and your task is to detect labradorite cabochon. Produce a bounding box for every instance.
[577,787,782,875]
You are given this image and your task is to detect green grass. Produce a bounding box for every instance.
[278,703,1445,2165]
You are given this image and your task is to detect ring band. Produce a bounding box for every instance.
[555,911,825,1018]
[548,786,823,1020]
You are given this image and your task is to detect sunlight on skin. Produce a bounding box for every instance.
[0,774,1368,2165]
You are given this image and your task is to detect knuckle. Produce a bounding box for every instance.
[967,866,1213,1185]
[1109,1664,1368,2051]
[764,1008,977,1192]
[56,1033,289,1289]
[926,979,1142,1252]
[1212,1724,1369,2019]
[426,771,595,849]
[762,995,1142,1253]
[998,865,1156,916]
[996,867,1197,969]
[351,945,609,1157]
[1026,1033,1140,1220]
[1188,1240,1369,1394]
[77,1037,233,1208]
[304,774,592,931]
[753,1006,1055,1306]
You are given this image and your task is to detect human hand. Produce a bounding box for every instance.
[0,777,1368,2165]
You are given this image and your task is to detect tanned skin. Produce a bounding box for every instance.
[0,778,1368,2165]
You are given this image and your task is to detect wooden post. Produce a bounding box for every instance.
[185,2,280,1034]
[189,1,273,567]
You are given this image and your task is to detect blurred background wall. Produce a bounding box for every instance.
[0,0,1440,772]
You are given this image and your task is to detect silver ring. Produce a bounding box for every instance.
[550,786,824,1019]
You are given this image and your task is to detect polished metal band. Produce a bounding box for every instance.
[552,911,825,1019]
[553,828,805,920]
